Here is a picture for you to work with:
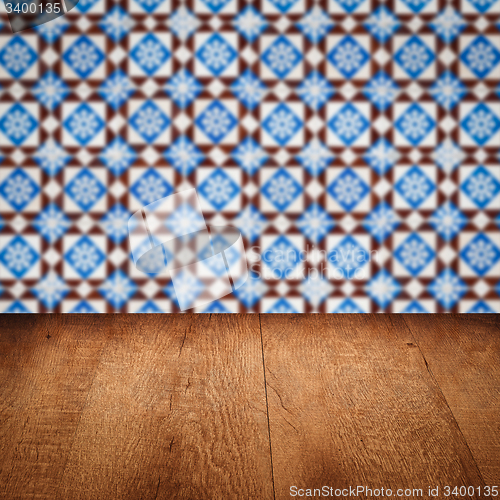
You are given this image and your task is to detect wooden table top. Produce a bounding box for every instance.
[0,314,499,499]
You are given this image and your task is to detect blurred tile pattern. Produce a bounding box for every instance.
[0,0,499,312]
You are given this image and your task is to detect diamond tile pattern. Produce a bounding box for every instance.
[0,0,500,313]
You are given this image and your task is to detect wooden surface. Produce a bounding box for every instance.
[404,315,500,486]
[0,315,498,500]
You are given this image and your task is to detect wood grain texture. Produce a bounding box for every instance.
[260,314,488,499]
[58,314,273,500]
[0,314,499,500]
[0,315,110,500]
[404,314,500,484]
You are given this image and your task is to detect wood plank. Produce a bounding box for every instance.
[0,315,39,500]
[0,315,111,500]
[404,314,500,484]
[0,315,40,415]
[58,314,273,500]
[261,314,487,500]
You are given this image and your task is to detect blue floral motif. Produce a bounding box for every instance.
[262,36,302,79]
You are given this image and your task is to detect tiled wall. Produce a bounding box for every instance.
[0,0,499,312]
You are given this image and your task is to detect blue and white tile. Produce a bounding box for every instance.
[259,167,304,213]
[194,99,239,146]
[393,102,437,147]
[459,102,500,147]
[325,234,373,280]
[328,0,372,15]
[75,0,106,14]
[0,102,39,147]
[61,35,106,80]
[459,34,500,80]
[326,102,371,147]
[260,34,304,81]
[262,297,304,313]
[63,167,107,213]
[128,167,175,211]
[260,234,305,280]
[261,102,304,147]
[129,32,172,77]
[395,0,438,14]
[459,299,500,313]
[393,34,437,81]
[62,102,106,147]
[393,299,436,313]
[0,167,41,213]
[194,32,239,78]
[194,0,237,14]
[0,234,41,280]
[0,0,499,313]
[393,165,437,210]
[63,234,107,280]
[325,167,371,213]
[459,232,500,278]
[60,300,107,313]
[461,0,500,13]
[127,99,172,145]
[327,297,371,313]
[459,164,500,210]
[392,231,437,278]
[197,167,242,212]
[129,0,171,14]
[262,0,305,15]
[326,34,371,80]
[0,35,39,80]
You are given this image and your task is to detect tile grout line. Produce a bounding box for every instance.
[259,314,276,500]
[400,315,487,487]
